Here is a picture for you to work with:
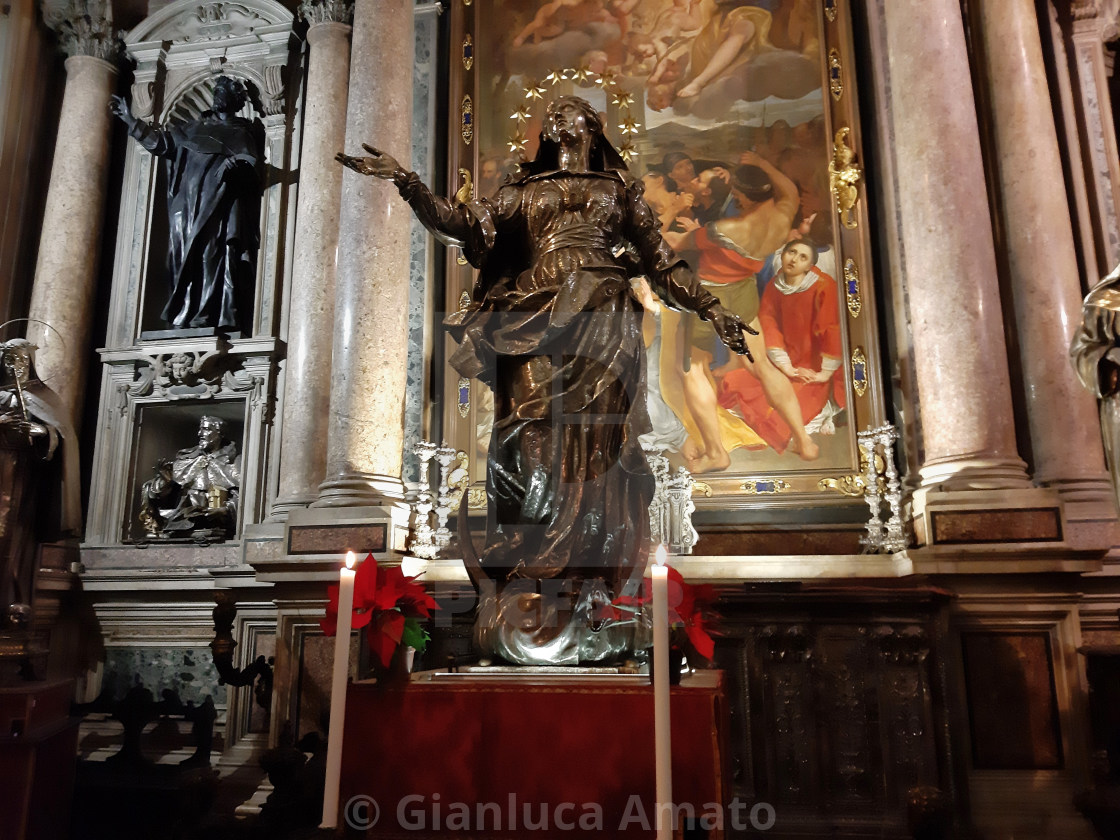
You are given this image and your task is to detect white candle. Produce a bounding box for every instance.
[651,544,673,840]
[320,551,356,829]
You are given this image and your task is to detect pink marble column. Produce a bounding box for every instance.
[882,0,1031,490]
[316,0,413,507]
[975,0,1115,533]
[27,5,120,431]
[272,5,353,516]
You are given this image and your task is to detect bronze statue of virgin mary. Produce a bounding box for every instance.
[339,96,751,664]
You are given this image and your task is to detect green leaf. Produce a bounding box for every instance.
[400,617,431,654]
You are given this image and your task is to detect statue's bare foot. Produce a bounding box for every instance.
[688,450,731,473]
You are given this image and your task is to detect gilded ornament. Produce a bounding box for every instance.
[462,33,473,71]
[818,474,866,497]
[461,95,474,145]
[829,127,862,230]
[851,346,868,396]
[825,0,837,23]
[844,258,862,317]
[455,168,474,205]
[828,49,843,101]
[740,478,791,495]
[508,67,637,168]
[467,487,487,509]
[457,376,470,417]
[692,481,713,497]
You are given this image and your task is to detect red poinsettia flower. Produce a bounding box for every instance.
[320,554,439,669]
[611,563,720,662]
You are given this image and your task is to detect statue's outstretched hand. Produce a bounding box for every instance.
[706,305,757,363]
[109,95,134,127]
[335,143,400,179]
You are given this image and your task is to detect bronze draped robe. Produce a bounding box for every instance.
[131,113,264,331]
[399,168,723,595]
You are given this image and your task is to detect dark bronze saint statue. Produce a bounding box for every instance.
[111,76,264,333]
[339,96,752,664]
[0,339,80,629]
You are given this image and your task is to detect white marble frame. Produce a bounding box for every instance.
[85,342,276,546]
[87,0,300,547]
[104,0,297,345]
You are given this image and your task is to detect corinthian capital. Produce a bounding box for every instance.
[298,0,354,27]
[43,0,124,62]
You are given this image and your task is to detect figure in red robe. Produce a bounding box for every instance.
[717,239,845,453]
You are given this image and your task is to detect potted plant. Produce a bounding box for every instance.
[320,554,438,685]
[612,564,719,684]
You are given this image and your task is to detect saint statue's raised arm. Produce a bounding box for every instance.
[339,96,752,664]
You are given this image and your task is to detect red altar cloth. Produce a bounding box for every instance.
[339,670,728,838]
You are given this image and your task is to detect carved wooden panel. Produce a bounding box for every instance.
[713,587,955,838]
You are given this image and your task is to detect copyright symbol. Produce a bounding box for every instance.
[344,794,380,829]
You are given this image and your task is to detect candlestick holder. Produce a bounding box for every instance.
[856,424,908,553]
[644,449,698,555]
[407,440,468,560]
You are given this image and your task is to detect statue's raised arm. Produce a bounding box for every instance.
[337,143,477,251]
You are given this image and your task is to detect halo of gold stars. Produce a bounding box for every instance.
[508,66,640,164]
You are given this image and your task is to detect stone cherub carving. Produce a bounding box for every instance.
[139,415,241,541]
[110,75,264,333]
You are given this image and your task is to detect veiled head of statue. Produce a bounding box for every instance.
[211,76,248,115]
[529,96,627,176]
[1,338,37,385]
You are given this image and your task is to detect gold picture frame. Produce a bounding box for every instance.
[442,0,885,513]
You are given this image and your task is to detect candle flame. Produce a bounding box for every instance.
[345,550,356,570]
[655,544,668,566]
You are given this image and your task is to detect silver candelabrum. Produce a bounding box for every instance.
[408,440,468,560]
[645,450,698,555]
[857,424,907,553]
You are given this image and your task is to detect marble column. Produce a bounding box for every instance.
[316,0,413,507]
[272,0,353,517]
[27,0,120,431]
[975,0,1116,534]
[881,0,1031,490]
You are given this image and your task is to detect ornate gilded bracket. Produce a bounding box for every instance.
[843,258,862,318]
[851,346,868,397]
[828,49,843,101]
[455,168,474,205]
[461,94,474,145]
[817,474,866,497]
[829,127,862,230]
[461,33,473,71]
